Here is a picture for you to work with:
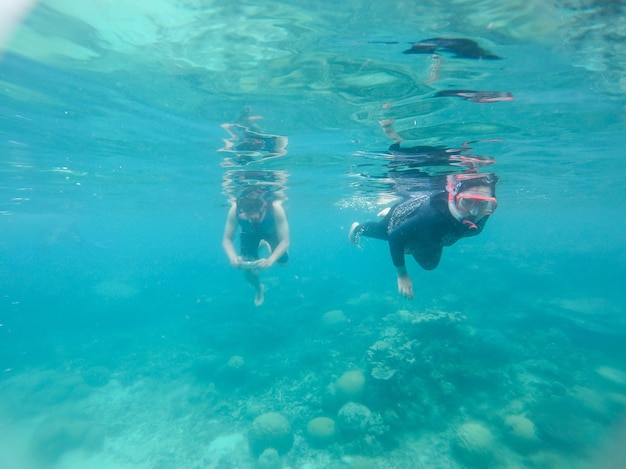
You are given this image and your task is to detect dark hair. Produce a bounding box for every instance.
[236,187,267,213]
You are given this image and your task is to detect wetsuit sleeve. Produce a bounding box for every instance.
[388,234,406,267]
[387,212,431,267]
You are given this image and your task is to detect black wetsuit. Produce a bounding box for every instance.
[387,142,462,168]
[355,191,487,270]
[237,203,289,264]
[403,38,502,60]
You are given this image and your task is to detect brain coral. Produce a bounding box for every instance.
[337,402,372,435]
[453,421,495,466]
[335,369,366,402]
[504,414,540,453]
[248,412,293,457]
[306,417,336,446]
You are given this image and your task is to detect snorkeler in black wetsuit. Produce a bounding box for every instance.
[349,173,498,299]
[404,38,502,60]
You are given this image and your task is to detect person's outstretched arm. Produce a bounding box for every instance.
[388,235,413,299]
[222,205,241,268]
[387,214,429,300]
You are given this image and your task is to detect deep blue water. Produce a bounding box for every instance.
[1,1,626,468]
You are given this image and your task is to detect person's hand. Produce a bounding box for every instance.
[397,274,414,299]
[231,256,243,268]
[255,258,274,269]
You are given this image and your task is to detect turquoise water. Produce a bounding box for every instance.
[1,1,626,468]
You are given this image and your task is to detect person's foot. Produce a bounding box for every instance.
[254,284,265,306]
[258,239,272,258]
[348,222,361,246]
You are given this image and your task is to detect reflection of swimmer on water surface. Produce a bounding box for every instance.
[219,107,288,166]
[433,89,514,103]
[220,124,288,154]
[379,118,487,158]
[232,105,264,132]
[404,37,502,60]
[368,119,495,171]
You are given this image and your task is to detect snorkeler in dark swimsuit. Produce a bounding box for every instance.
[404,38,502,60]
[237,198,289,266]
[222,187,290,306]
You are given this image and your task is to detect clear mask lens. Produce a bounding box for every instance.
[456,195,497,214]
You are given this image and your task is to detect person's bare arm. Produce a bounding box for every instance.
[222,205,241,267]
[379,119,403,143]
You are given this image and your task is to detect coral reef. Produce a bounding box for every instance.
[306,416,337,446]
[5,294,624,469]
[321,309,349,328]
[248,412,294,457]
[257,447,282,469]
[367,327,417,381]
[453,421,495,467]
[337,402,373,436]
[335,370,366,402]
[504,414,540,453]
[214,355,248,390]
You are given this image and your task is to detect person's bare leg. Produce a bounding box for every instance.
[254,284,265,306]
[379,119,403,143]
[244,269,264,306]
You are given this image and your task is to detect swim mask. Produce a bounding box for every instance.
[455,193,497,215]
